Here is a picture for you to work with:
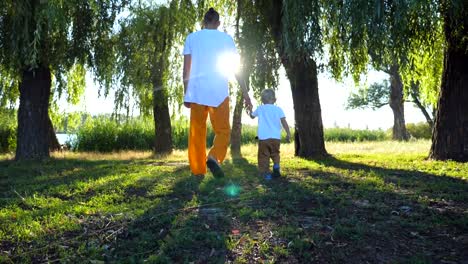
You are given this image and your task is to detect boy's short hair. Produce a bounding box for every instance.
[261,89,276,104]
[204,8,219,24]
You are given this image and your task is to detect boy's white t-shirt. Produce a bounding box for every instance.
[251,104,285,140]
[183,29,238,107]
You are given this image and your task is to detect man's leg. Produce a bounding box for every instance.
[189,103,208,175]
[208,97,230,163]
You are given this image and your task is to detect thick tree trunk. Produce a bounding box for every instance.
[284,58,327,157]
[16,66,51,160]
[153,84,172,154]
[230,90,244,157]
[48,116,61,151]
[267,0,327,158]
[389,64,409,141]
[430,8,468,161]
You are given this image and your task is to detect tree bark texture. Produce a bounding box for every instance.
[285,58,327,157]
[230,90,244,157]
[430,6,468,161]
[389,64,409,141]
[266,0,327,158]
[48,116,61,151]
[153,83,173,155]
[16,66,51,160]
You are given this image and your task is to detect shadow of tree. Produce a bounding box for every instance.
[1,153,467,263]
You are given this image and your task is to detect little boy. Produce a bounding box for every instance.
[249,89,291,179]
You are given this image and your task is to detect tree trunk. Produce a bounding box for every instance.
[389,64,409,141]
[285,57,327,157]
[153,84,172,154]
[48,116,61,151]
[230,0,243,158]
[266,0,327,158]
[16,66,51,160]
[430,7,468,161]
[230,90,244,157]
[410,82,434,128]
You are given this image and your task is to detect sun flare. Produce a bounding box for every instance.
[217,52,240,79]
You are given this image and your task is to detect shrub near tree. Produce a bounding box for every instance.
[0,110,16,153]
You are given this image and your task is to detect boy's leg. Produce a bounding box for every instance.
[270,139,281,178]
[258,140,270,176]
[189,103,208,175]
[207,97,230,163]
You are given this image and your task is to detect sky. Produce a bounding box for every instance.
[61,66,427,130]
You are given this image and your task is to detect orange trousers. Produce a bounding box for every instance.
[189,97,230,175]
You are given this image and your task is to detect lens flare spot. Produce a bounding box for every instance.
[224,183,241,197]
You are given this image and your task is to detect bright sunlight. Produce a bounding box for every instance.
[217,52,240,79]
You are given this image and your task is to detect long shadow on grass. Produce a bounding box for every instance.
[0,157,178,262]
[0,158,149,207]
[314,155,468,203]
[2,155,467,263]
[108,153,467,263]
[110,165,228,262]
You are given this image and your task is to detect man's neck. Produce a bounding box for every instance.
[204,24,218,30]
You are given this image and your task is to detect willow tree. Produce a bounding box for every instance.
[322,0,444,141]
[346,80,437,129]
[430,0,468,161]
[240,0,327,158]
[230,0,279,156]
[114,0,195,154]
[0,1,125,160]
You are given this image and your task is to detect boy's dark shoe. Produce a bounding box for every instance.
[207,158,224,178]
[272,167,281,178]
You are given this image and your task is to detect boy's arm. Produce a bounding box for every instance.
[280,117,291,142]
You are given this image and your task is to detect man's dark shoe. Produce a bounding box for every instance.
[207,158,224,178]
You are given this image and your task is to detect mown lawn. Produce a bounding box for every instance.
[0,140,467,263]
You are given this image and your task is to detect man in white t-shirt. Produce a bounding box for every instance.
[249,89,291,179]
[183,8,252,178]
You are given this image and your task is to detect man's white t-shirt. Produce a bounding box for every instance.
[183,29,238,107]
[251,104,286,140]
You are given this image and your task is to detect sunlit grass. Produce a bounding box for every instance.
[0,140,467,263]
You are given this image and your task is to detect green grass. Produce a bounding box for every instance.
[1,140,467,263]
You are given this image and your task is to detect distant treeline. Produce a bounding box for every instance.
[0,112,432,153]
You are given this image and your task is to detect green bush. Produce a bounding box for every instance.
[73,116,155,152]
[0,110,16,153]
[324,128,388,142]
[406,122,432,139]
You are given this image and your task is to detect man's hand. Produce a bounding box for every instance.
[184,102,191,108]
[243,94,253,112]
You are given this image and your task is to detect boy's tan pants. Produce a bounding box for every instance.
[258,139,280,174]
[189,97,230,175]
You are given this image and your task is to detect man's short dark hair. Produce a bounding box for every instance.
[204,8,219,24]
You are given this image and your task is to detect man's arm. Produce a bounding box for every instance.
[280,117,291,143]
[183,54,191,108]
[235,73,253,111]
